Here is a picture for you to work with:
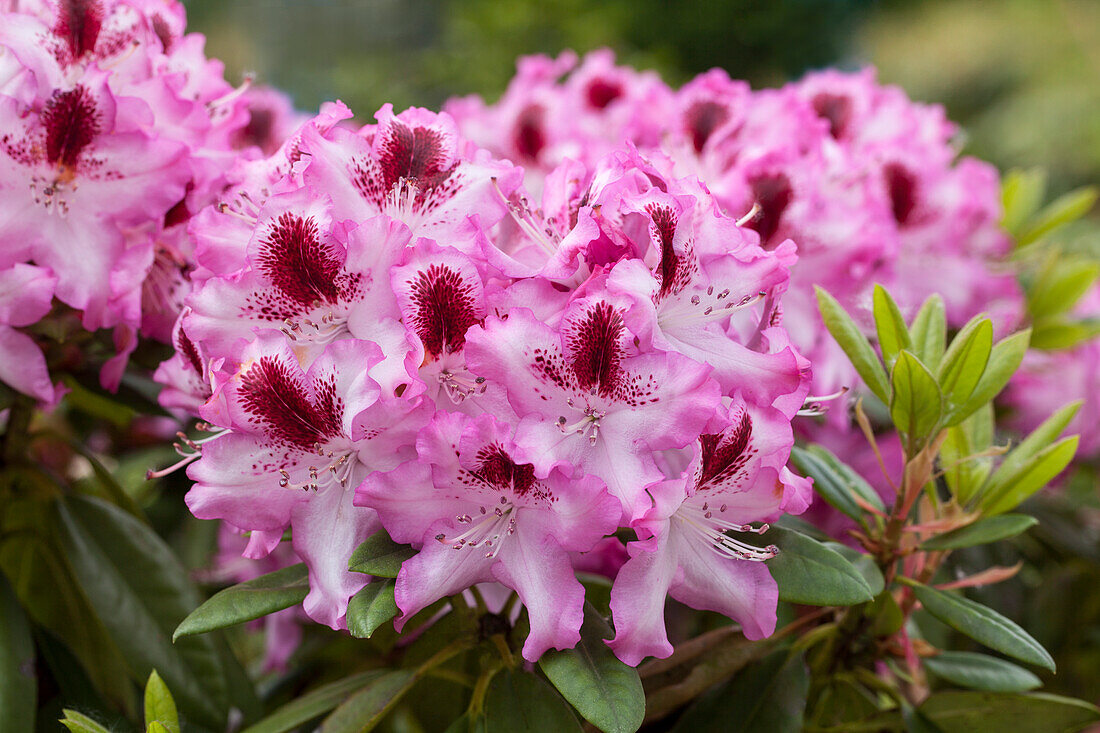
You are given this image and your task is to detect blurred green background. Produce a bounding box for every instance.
[184,0,1100,196]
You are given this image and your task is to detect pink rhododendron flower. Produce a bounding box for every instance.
[609,396,810,665]
[357,411,620,661]
[185,335,430,628]
[0,263,60,403]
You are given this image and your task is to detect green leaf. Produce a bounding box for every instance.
[539,603,644,733]
[147,722,171,733]
[815,286,890,403]
[241,671,385,733]
[348,529,417,578]
[825,543,885,597]
[1027,257,1100,320]
[58,710,112,733]
[908,294,947,370]
[981,436,1079,515]
[874,284,912,371]
[670,649,808,733]
[789,446,884,522]
[920,515,1038,551]
[920,691,1099,733]
[0,498,136,715]
[953,330,1030,423]
[940,405,995,505]
[55,495,255,730]
[938,318,993,425]
[889,351,943,447]
[321,669,417,733]
[987,402,1080,489]
[174,564,309,640]
[1031,318,1100,350]
[1018,186,1099,246]
[1001,168,1047,237]
[904,580,1054,671]
[765,527,874,606]
[0,573,35,733]
[144,670,180,733]
[483,668,583,732]
[923,652,1041,693]
[346,579,399,639]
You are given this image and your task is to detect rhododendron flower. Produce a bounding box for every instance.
[357,411,620,661]
[185,335,429,627]
[608,397,810,665]
[465,303,720,519]
[300,103,522,240]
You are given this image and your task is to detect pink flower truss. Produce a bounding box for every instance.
[162,95,811,660]
[0,0,257,398]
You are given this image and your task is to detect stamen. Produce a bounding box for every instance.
[438,370,487,404]
[146,428,229,479]
[736,202,761,228]
[207,73,255,111]
[491,177,559,255]
[797,386,850,417]
[436,503,518,559]
[674,503,778,562]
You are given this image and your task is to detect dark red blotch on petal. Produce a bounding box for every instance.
[811,93,852,140]
[406,263,482,359]
[239,356,342,449]
[697,410,753,490]
[474,443,537,496]
[514,104,546,162]
[257,214,343,309]
[54,0,103,59]
[176,328,203,376]
[378,120,452,191]
[686,100,729,154]
[747,173,793,248]
[884,163,918,226]
[42,86,100,170]
[647,204,683,299]
[586,78,623,110]
[567,301,625,398]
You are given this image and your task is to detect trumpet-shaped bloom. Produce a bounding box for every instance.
[185,335,430,628]
[608,397,810,665]
[356,411,620,660]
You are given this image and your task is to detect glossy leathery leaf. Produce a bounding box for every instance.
[346,579,399,639]
[174,564,309,640]
[816,286,889,403]
[920,515,1038,551]
[349,529,417,578]
[923,652,1041,693]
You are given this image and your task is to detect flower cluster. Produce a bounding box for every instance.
[0,0,291,403]
[159,99,812,663]
[447,53,1023,399]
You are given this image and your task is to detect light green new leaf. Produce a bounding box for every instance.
[873,284,911,371]
[348,530,417,578]
[766,527,874,606]
[981,436,1079,515]
[953,330,1030,424]
[921,691,1099,733]
[539,603,644,733]
[923,652,1040,693]
[938,318,993,425]
[988,402,1081,489]
[1017,186,1098,247]
[346,580,399,639]
[904,580,1054,671]
[1031,318,1100,350]
[889,351,943,448]
[920,515,1038,551]
[1001,168,1047,237]
[815,286,889,403]
[940,405,995,505]
[174,564,309,640]
[0,573,35,733]
[144,670,180,733]
[59,710,111,733]
[908,294,947,370]
[1027,257,1100,320]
